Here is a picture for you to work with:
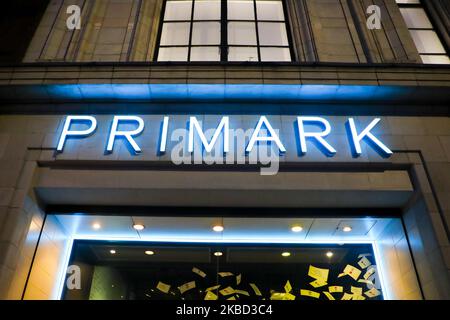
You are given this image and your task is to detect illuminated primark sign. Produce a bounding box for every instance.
[56,115,393,159]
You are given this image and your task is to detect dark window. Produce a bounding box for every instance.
[63,241,384,300]
[396,0,449,64]
[156,0,292,62]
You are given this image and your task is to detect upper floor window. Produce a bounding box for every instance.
[156,0,292,62]
[396,0,449,64]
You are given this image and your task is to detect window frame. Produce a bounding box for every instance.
[154,0,295,63]
[396,0,449,64]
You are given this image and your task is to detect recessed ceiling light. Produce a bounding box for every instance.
[145,250,154,255]
[343,226,352,232]
[214,251,223,257]
[212,225,224,232]
[281,252,291,257]
[110,249,116,254]
[326,251,333,258]
[133,224,145,231]
[291,225,303,232]
[92,223,101,230]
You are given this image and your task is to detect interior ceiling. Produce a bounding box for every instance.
[88,245,350,264]
[92,246,212,263]
[226,247,349,264]
[54,215,395,242]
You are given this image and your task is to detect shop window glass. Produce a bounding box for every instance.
[410,30,446,54]
[227,0,255,20]
[159,22,191,46]
[399,8,432,29]
[164,0,193,20]
[157,0,292,62]
[194,0,221,20]
[396,0,420,3]
[396,0,449,64]
[192,22,221,45]
[260,47,291,62]
[420,55,450,64]
[256,0,284,21]
[228,47,258,61]
[157,47,189,61]
[258,22,288,46]
[190,47,221,61]
[63,242,384,300]
[228,22,257,45]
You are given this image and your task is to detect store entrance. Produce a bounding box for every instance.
[22,214,422,300]
[63,241,382,300]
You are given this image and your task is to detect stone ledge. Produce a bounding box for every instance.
[0,64,448,87]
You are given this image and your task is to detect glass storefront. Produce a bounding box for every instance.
[22,214,422,300]
[63,241,382,300]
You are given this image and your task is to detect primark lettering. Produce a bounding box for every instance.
[56,115,393,157]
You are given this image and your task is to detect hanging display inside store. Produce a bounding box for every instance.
[63,242,383,301]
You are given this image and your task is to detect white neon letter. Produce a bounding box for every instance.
[246,116,286,153]
[57,115,97,152]
[297,117,336,155]
[159,116,169,153]
[106,116,144,154]
[347,118,393,157]
[188,116,229,153]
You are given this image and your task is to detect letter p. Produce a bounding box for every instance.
[57,116,97,152]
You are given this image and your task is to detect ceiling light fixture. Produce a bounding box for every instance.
[343,226,352,232]
[291,225,303,232]
[92,223,101,230]
[145,250,154,255]
[326,251,333,258]
[214,251,223,257]
[133,224,145,231]
[212,225,224,232]
[110,249,116,254]
[281,252,291,257]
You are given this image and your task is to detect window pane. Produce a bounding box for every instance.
[158,47,189,61]
[192,22,221,45]
[190,47,221,61]
[410,30,446,54]
[194,0,221,20]
[399,8,432,29]
[256,1,284,21]
[420,55,450,65]
[258,22,288,45]
[260,47,291,61]
[228,22,257,45]
[164,0,193,21]
[63,240,385,301]
[228,0,255,20]
[228,47,258,61]
[396,0,420,3]
[160,22,191,45]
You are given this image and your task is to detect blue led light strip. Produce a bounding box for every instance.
[4,83,420,102]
